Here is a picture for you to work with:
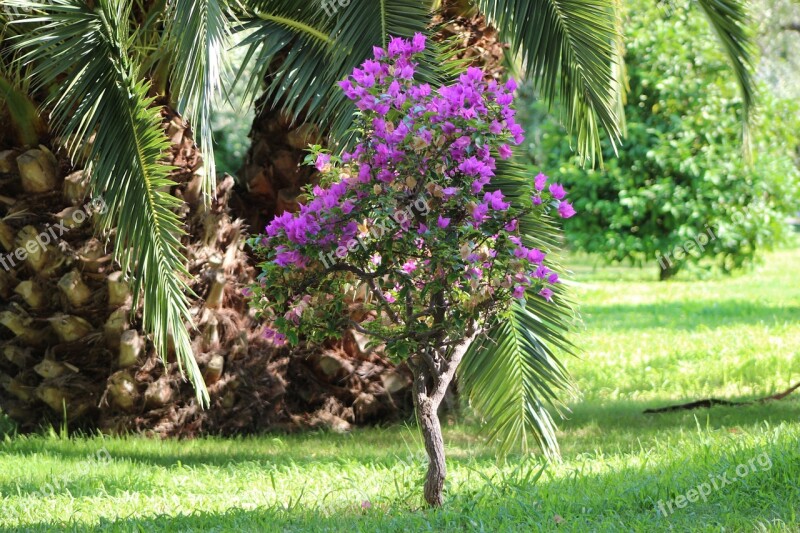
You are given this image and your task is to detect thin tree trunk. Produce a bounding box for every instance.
[410,327,479,507]
[659,263,679,281]
[413,368,446,507]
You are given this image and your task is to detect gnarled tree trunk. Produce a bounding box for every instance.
[412,366,448,507]
[409,327,478,507]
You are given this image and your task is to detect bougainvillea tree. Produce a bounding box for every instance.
[247,35,575,507]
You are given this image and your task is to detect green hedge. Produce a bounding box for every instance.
[525,1,800,278]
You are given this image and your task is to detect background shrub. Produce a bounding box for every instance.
[523,1,800,278]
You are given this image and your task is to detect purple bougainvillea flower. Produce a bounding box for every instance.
[470,178,489,194]
[509,123,524,144]
[315,153,331,171]
[539,287,554,302]
[513,285,525,299]
[496,93,513,106]
[534,264,551,279]
[377,169,394,183]
[401,259,418,274]
[504,219,518,231]
[534,172,547,191]
[498,144,513,160]
[275,249,303,268]
[442,187,459,199]
[483,190,509,211]
[412,32,427,53]
[263,327,288,347]
[558,201,576,218]
[549,183,566,200]
[453,136,472,150]
[273,332,288,346]
[387,36,410,57]
[358,163,372,183]
[548,272,559,284]
[527,248,546,264]
[471,202,489,223]
[437,215,451,228]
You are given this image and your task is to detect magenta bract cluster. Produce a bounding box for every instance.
[250,35,575,347]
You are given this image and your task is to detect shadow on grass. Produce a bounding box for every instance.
[580,300,800,331]
[558,399,800,455]
[0,423,488,498]
[2,399,798,502]
[8,425,800,532]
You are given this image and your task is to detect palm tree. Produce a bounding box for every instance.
[0,0,754,459]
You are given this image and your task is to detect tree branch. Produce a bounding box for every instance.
[782,23,800,34]
[429,324,480,407]
[363,276,400,324]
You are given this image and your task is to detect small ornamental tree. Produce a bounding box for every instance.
[247,36,575,507]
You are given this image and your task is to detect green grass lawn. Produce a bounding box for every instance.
[2,248,799,532]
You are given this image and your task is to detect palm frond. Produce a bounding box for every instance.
[1,7,45,146]
[166,0,232,197]
[233,1,334,124]
[234,0,454,143]
[8,0,209,405]
[693,0,755,147]
[475,0,623,165]
[327,0,458,138]
[611,0,628,139]
[459,160,578,458]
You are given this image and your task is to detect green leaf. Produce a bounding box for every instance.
[459,159,578,458]
[693,0,755,149]
[474,0,623,165]
[166,0,232,197]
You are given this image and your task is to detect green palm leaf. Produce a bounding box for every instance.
[166,0,232,197]
[459,160,578,458]
[475,0,623,164]
[694,0,755,145]
[234,0,457,142]
[8,0,209,405]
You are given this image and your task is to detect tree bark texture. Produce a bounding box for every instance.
[410,328,478,507]
[413,368,447,507]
